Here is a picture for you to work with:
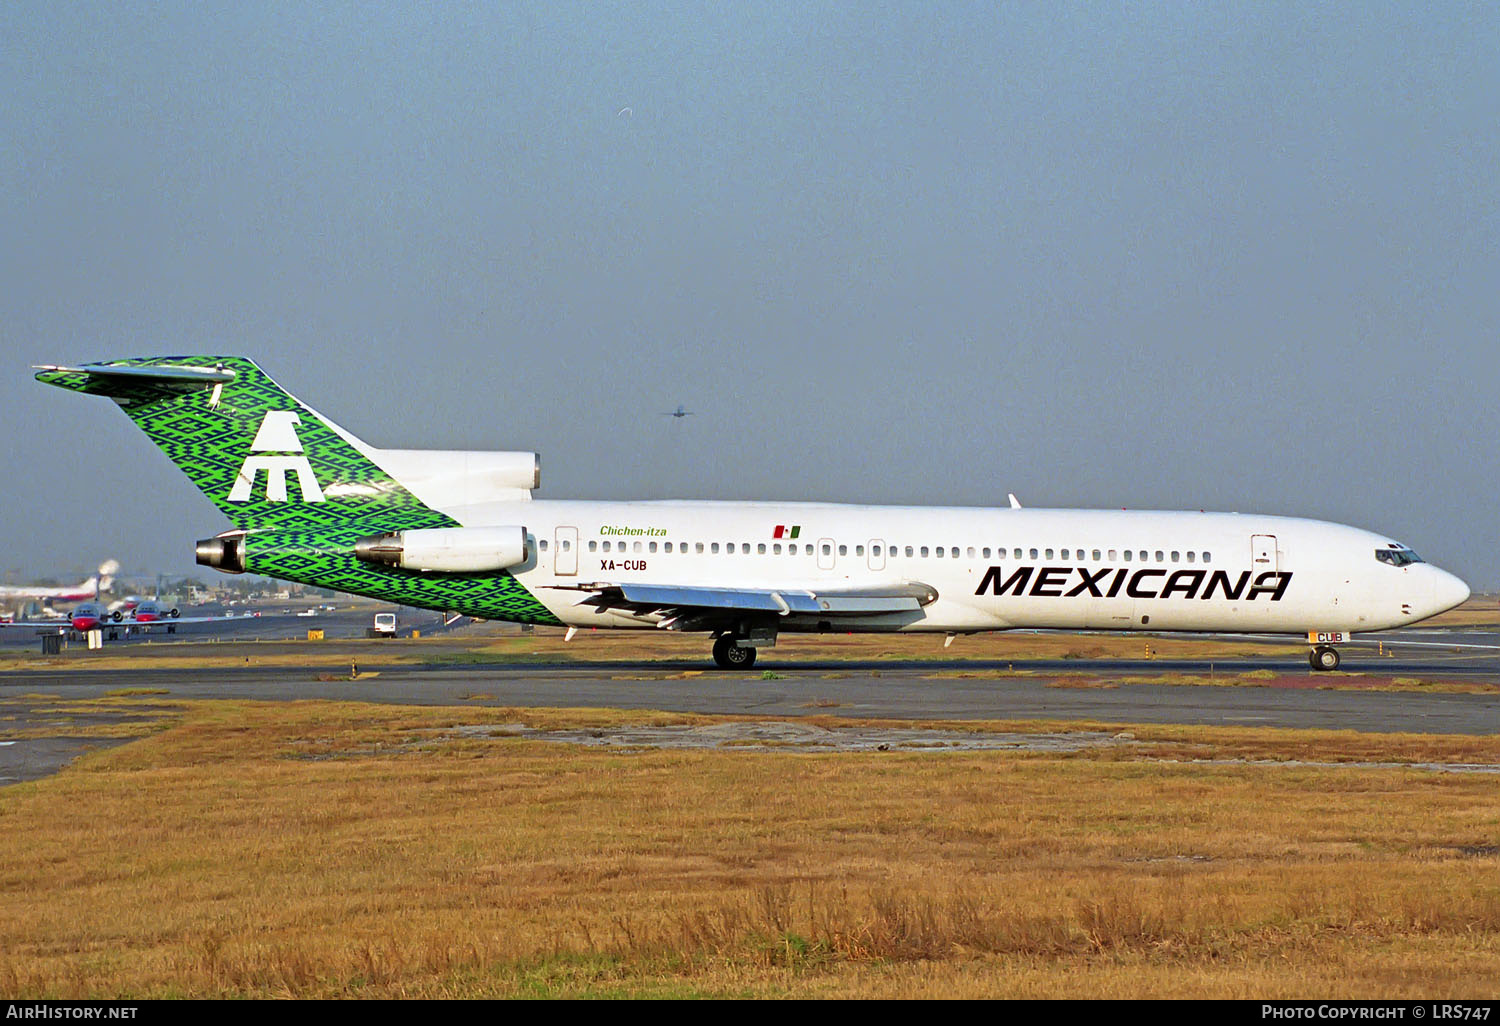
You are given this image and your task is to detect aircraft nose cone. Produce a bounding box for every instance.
[1435,569,1471,614]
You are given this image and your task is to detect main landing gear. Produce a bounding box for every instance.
[1309,646,1341,672]
[712,635,757,670]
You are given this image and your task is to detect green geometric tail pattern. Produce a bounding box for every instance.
[37,356,560,625]
[38,356,449,533]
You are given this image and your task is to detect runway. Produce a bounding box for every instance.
[4,611,1499,784]
[5,652,1500,732]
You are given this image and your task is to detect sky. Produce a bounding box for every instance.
[1,2,1497,588]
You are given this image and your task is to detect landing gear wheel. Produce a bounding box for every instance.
[1309,646,1341,672]
[712,636,757,670]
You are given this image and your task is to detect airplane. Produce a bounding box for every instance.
[1,596,214,640]
[0,600,113,635]
[106,598,185,629]
[663,404,693,419]
[0,560,118,607]
[33,357,1470,671]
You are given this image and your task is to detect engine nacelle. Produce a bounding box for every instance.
[353,526,529,573]
[195,532,247,574]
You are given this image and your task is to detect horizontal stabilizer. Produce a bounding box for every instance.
[36,362,236,405]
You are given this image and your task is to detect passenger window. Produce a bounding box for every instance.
[1045,549,1054,559]
[1092,549,1101,560]
[540,539,549,551]
[1029,548,1039,559]
[1139,550,1148,562]
[1060,549,1069,560]
[821,543,832,556]
[634,542,643,553]
[838,544,847,556]
[920,546,930,558]
[563,540,571,551]
[872,545,881,556]
[588,540,598,552]
[773,543,781,555]
[950,547,959,558]
[906,546,915,557]
[758,543,767,554]
[1170,551,1179,562]
[711,543,720,554]
[1155,550,1164,562]
[1107,549,1116,560]
[982,547,990,558]
[1123,550,1132,562]
[806,544,814,555]
[856,545,865,556]
[968,547,976,558]
[695,542,704,554]
[1203,551,1212,564]
[648,542,657,553]
[1186,551,1194,563]
[1014,548,1022,560]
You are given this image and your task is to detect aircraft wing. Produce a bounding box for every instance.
[561,580,938,625]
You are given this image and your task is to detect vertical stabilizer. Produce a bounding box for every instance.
[36,357,455,533]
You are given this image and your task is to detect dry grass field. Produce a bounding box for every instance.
[3,697,1499,998]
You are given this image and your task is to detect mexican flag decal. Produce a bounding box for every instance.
[772,525,801,539]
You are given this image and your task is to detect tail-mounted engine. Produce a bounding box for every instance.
[353,526,530,573]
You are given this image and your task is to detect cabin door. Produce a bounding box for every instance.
[555,526,578,576]
[1251,534,1278,573]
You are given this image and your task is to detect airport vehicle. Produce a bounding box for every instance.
[35,357,1470,670]
[370,612,396,638]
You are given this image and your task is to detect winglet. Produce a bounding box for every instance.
[1008,493,1023,509]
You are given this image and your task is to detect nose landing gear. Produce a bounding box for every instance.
[1309,645,1341,672]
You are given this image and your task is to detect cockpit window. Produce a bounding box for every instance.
[1375,547,1424,567]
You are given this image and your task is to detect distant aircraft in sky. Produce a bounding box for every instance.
[31,356,1471,672]
[663,404,693,419]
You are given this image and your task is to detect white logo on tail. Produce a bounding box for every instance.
[228,411,326,503]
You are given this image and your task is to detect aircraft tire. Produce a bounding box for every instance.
[712,636,757,670]
[1309,646,1340,672]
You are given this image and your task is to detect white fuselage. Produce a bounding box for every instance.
[451,501,1469,636]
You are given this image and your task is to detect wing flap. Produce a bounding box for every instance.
[569,581,937,617]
